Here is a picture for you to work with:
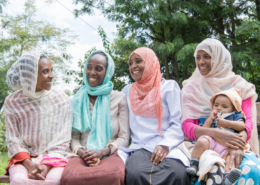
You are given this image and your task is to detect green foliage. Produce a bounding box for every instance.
[232,19,260,96]
[0,152,8,175]
[0,0,8,14]
[0,0,77,107]
[0,112,7,153]
[75,0,260,98]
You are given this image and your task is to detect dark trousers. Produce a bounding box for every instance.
[125,148,191,185]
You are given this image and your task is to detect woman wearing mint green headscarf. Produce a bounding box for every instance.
[61,51,129,185]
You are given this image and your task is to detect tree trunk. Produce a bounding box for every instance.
[256,0,260,21]
[214,1,225,43]
[172,54,179,82]
[182,67,189,88]
[164,56,170,79]
[19,44,24,57]
[229,0,237,48]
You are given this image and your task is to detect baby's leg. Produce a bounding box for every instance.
[186,137,210,176]
[191,137,210,159]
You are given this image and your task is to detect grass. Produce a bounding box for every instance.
[0,152,8,175]
[0,152,9,185]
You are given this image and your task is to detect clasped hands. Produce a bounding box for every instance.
[81,150,102,167]
[22,159,51,180]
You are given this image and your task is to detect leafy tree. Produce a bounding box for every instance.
[74,0,260,100]
[0,0,8,14]
[73,0,210,84]
[0,0,77,108]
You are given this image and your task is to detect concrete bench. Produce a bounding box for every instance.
[1,103,260,184]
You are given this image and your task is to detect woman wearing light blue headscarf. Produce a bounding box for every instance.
[61,50,129,185]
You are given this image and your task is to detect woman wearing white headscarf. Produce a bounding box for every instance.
[4,52,72,185]
[181,38,260,185]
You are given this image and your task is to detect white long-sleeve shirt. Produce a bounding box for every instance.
[118,79,189,166]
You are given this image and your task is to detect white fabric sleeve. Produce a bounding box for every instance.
[122,84,131,95]
[70,131,84,154]
[158,81,184,150]
[5,105,30,158]
[107,94,130,154]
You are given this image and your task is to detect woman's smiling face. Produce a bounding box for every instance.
[196,50,212,76]
[36,57,54,92]
[86,54,107,87]
[129,53,146,82]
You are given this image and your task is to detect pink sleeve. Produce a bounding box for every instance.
[241,97,253,143]
[182,119,199,140]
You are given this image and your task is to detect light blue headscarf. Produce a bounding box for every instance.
[72,50,114,151]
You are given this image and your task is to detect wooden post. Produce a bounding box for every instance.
[257,102,260,126]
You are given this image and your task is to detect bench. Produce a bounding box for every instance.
[0,175,9,183]
[1,103,260,184]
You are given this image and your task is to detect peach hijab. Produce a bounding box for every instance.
[129,47,163,135]
[181,38,258,155]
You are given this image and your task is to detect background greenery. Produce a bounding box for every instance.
[1,0,260,177]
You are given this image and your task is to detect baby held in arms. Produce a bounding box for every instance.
[186,88,246,185]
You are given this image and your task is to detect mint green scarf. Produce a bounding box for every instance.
[72,50,114,151]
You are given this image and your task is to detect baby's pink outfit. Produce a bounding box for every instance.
[200,135,228,157]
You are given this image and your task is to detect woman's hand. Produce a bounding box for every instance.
[27,164,52,180]
[78,147,110,166]
[22,159,51,180]
[150,145,169,165]
[22,159,43,180]
[213,130,245,149]
[84,158,101,167]
[222,148,244,170]
[82,150,102,162]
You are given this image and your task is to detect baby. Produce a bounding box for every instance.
[186,88,246,185]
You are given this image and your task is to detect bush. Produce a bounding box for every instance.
[0,111,7,152]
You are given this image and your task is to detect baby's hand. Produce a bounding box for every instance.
[209,110,217,121]
[216,118,227,128]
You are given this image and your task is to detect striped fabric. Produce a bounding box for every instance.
[40,155,68,167]
[4,87,72,160]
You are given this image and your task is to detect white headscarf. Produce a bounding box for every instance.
[181,38,258,155]
[5,52,72,159]
[6,52,50,99]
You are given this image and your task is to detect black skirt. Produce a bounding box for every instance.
[125,148,190,185]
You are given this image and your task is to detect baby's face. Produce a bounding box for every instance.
[213,95,234,114]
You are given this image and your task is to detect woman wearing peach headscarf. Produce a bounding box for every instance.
[181,38,260,185]
[118,47,190,185]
